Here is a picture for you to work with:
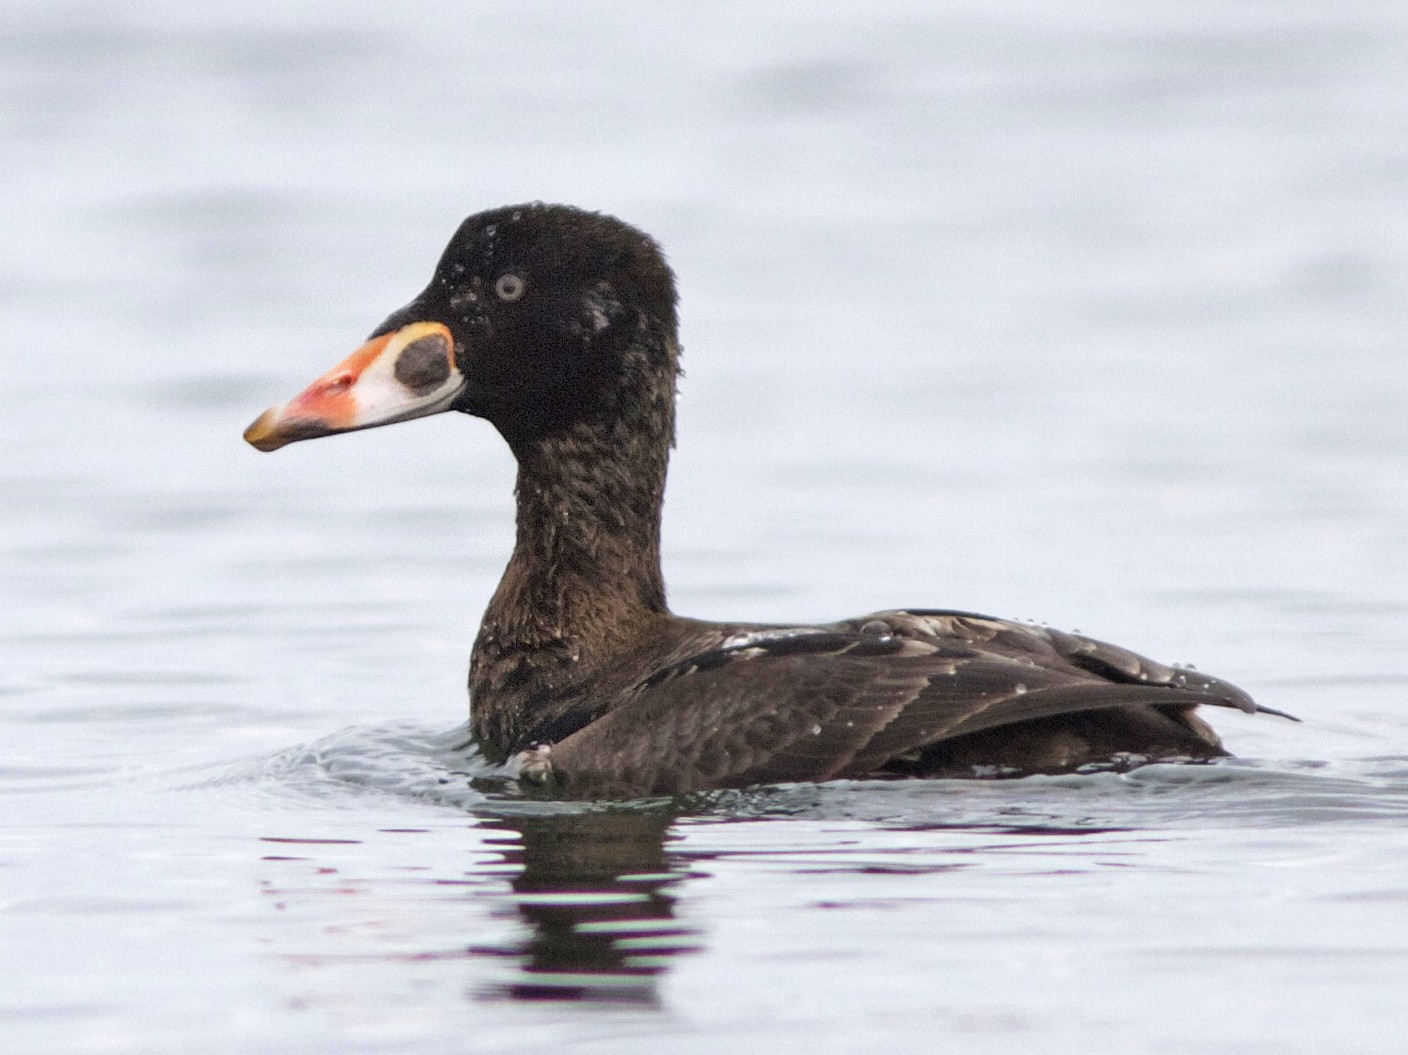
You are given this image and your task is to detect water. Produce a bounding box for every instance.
[3,1,1407,1051]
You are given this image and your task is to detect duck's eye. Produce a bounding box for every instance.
[494,274,526,301]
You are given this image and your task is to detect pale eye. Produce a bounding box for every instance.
[494,273,526,301]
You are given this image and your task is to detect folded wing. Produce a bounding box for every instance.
[536,610,1286,796]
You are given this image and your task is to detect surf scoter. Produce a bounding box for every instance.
[244,203,1291,798]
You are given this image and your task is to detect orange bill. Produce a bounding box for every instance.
[244,321,463,452]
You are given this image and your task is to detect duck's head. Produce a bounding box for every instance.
[244,203,679,453]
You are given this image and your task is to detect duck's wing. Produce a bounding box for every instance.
[862,609,1290,717]
[531,611,1289,797]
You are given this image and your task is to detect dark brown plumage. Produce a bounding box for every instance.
[245,202,1293,799]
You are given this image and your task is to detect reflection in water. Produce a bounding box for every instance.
[473,807,699,1004]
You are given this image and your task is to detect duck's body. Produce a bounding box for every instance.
[480,606,1255,799]
[245,202,1290,798]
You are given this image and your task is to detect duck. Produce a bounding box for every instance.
[244,202,1293,799]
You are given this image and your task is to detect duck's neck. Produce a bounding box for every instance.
[470,361,676,756]
[501,414,670,621]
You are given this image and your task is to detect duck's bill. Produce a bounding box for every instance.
[244,322,463,452]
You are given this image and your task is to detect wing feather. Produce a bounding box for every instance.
[522,610,1288,797]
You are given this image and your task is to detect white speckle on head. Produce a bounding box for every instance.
[1014,682,1027,694]
[811,724,822,736]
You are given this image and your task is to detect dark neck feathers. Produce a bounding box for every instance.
[469,331,678,755]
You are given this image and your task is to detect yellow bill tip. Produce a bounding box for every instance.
[243,407,292,452]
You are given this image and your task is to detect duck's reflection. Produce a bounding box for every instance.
[473,806,697,1004]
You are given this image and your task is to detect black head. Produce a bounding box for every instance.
[244,203,680,452]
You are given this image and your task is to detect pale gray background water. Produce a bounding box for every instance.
[3,1,1407,1052]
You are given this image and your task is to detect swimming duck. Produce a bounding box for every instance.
[244,203,1291,798]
